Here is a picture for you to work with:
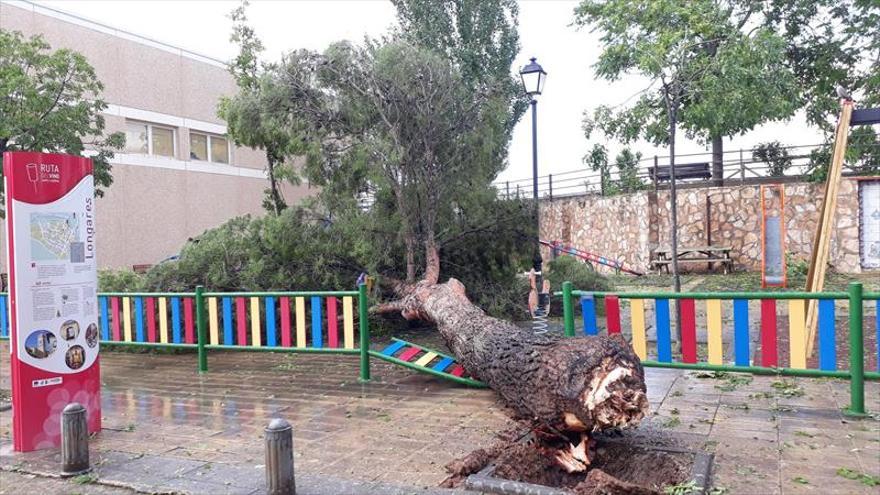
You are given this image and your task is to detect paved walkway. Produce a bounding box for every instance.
[1,342,878,494]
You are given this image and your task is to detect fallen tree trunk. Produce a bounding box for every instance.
[377,278,649,472]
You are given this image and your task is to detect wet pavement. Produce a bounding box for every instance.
[1,341,878,494]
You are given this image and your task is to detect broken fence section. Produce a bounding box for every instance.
[559,282,878,416]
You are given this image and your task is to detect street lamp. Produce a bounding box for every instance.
[520,57,547,315]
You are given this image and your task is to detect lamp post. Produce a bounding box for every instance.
[520,57,547,311]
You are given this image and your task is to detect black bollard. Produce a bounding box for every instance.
[265,418,295,495]
[61,402,90,476]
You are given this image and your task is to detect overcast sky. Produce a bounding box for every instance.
[38,0,824,184]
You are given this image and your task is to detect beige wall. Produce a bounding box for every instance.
[1,1,313,270]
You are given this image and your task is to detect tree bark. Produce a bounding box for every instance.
[711,135,724,186]
[382,278,649,472]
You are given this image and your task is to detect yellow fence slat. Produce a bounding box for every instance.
[706,299,723,365]
[788,300,807,369]
[295,297,306,347]
[159,297,168,344]
[250,297,262,347]
[122,296,132,342]
[208,297,219,345]
[343,296,354,350]
[630,299,646,360]
[414,351,438,367]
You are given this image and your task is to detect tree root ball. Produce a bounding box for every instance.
[380,278,649,471]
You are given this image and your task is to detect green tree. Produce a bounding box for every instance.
[753,141,793,177]
[275,40,511,283]
[576,0,801,184]
[0,29,124,212]
[218,2,303,215]
[393,0,528,141]
[584,144,645,196]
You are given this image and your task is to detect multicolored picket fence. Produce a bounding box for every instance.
[371,338,484,387]
[560,281,879,416]
[0,287,373,380]
[93,292,360,350]
[0,285,487,386]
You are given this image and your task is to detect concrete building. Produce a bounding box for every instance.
[0,0,311,270]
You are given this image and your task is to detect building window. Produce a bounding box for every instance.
[190,132,230,164]
[190,133,208,161]
[124,122,147,154]
[151,126,175,157]
[125,121,176,157]
[210,136,229,164]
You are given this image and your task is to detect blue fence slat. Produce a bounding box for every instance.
[655,298,672,363]
[171,297,181,344]
[733,299,750,366]
[265,296,277,347]
[100,296,110,340]
[134,297,145,342]
[311,296,323,348]
[222,297,233,345]
[432,356,454,372]
[0,296,7,337]
[818,299,836,371]
[381,340,406,356]
[581,295,598,336]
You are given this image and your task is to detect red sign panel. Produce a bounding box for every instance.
[3,151,101,452]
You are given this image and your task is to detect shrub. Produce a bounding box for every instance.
[134,200,535,320]
[98,269,146,292]
[546,255,613,292]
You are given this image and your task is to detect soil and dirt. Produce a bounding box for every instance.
[442,433,693,495]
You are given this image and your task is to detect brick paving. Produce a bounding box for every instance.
[1,341,878,494]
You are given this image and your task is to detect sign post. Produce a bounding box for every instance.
[3,151,101,452]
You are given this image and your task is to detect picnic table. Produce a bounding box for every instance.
[652,245,734,274]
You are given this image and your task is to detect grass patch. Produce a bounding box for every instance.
[663,480,698,495]
[72,474,98,485]
[792,476,809,485]
[694,371,753,391]
[771,380,804,397]
[837,468,880,486]
[661,416,681,428]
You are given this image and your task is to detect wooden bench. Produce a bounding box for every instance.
[649,162,711,182]
[652,246,734,274]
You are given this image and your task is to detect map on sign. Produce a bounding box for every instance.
[30,212,80,262]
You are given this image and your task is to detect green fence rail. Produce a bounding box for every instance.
[0,286,371,381]
[558,281,878,417]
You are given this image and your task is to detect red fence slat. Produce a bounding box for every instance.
[146,297,157,343]
[605,295,621,334]
[111,297,121,341]
[760,299,778,367]
[183,298,194,344]
[327,297,339,348]
[236,297,247,346]
[280,297,291,347]
[680,299,697,363]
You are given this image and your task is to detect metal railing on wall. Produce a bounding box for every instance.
[495,142,880,201]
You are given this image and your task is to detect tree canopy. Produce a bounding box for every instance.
[575,0,879,177]
[0,29,123,210]
[219,2,303,215]
[575,0,800,178]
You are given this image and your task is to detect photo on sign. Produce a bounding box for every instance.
[65,345,86,370]
[24,330,57,359]
[60,320,80,341]
[85,323,98,348]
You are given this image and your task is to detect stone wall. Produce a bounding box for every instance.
[540,178,870,274]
